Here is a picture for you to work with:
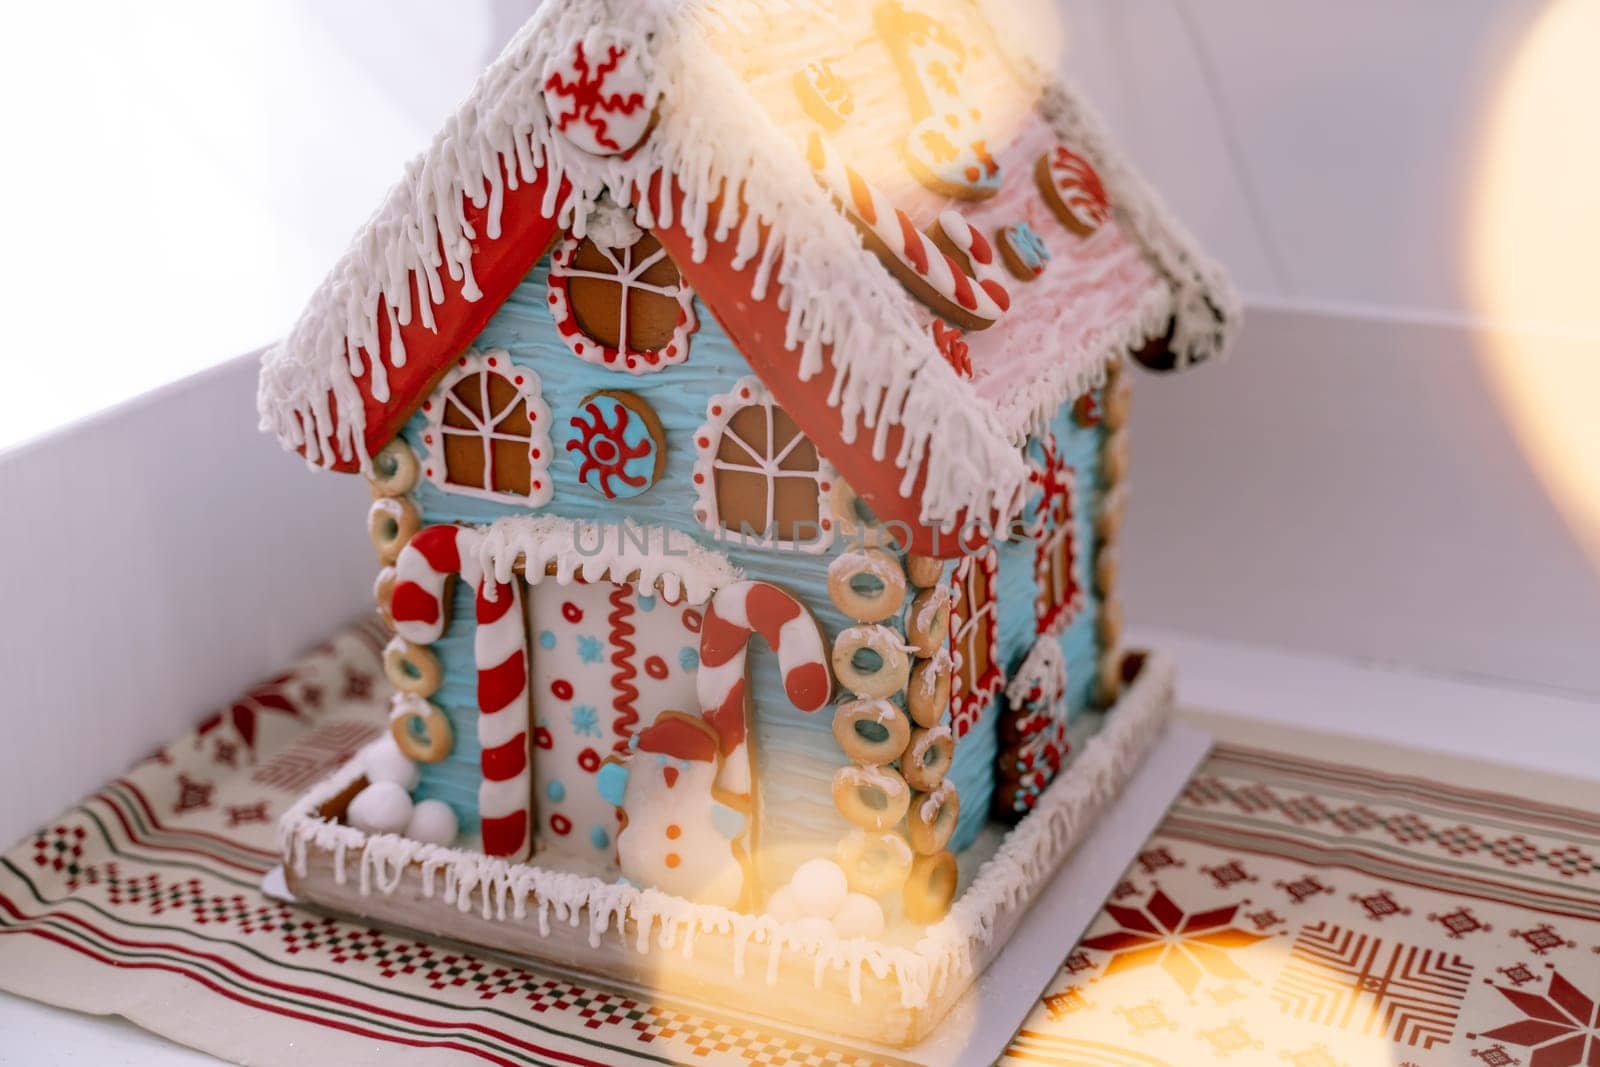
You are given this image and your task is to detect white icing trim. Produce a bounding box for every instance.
[546,227,699,374]
[469,514,742,606]
[256,0,1233,529]
[691,375,837,554]
[420,349,555,507]
[280,651,1175,1011]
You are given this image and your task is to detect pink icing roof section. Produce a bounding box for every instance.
[941,116,1166,415]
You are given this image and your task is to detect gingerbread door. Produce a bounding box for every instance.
[523,579,703,867]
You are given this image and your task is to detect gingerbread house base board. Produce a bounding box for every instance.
[271,653,1183,1050]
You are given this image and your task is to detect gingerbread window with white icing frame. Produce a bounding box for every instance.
[546,201,699,375]
[420,349,554,506]
[949,546,1002,739]
[1027,434,1084,636]
[692,376,836,553]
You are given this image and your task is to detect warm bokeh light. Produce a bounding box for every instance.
[1471,0,1600,570]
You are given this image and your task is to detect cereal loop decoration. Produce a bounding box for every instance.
[997,221,1053,281]
[374,566,398,629]
[827,549,907,623]
[1096,486,1126,541]
[389,695,454,763]
[836,829,915,897]
[832,764,912,832]
[1095,545,1118,596]
[905,586,950,657]
[906,554,944,588]
[908,652,952,728]
[1103,430,1130,485]
[829,480,891,549]
[831,625,912,699]
[903,849,959,923]
[1098,599,1124,649]
[832,699,912,766]
[368,498,420,565]
[564,391,666,499]
[1036,145,1112,237]
[908,784,960,855]
[902,726,954,792]
[369,439,420,497]
[1095,647,1124,708]
[384,637,442,698]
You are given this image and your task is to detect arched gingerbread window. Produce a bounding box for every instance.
[422,350,554,506]
[949,547,1001,738]
[1027,434,1083,635]
[548,223,699,374]
[693,377,834,551]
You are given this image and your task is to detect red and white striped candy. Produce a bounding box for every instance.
[391,524,472,645]
[387,523,534,861]
[475,576,532,861]
[698,581,832,802]
[805,132,1010,329]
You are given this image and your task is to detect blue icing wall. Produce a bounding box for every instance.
[401,254,861,862]
[397,246,1110,865]
[945,390,1107,848]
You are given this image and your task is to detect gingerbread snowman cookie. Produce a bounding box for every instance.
[597,712,753,909]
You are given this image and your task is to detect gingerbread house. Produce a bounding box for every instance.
[260,0,1236,1046]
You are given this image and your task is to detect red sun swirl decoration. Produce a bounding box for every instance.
[542,40,653,157]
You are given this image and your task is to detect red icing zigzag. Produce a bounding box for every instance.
[607,584,640,752]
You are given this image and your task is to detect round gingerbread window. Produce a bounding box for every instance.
[548,231,698,374]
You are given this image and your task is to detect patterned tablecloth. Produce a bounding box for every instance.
[1,622,1597,1066]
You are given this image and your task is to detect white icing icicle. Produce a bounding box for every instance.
[257,0,1232,532]
[279,653,1177,1011]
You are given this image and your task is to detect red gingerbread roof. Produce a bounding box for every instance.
[258,0,1236,554]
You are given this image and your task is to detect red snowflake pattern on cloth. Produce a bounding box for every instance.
[1473,968,1600,1066]
[1079,889,1269,997]
[194,671,304,763]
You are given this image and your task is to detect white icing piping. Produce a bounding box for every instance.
[256,0,1033,530]
[465,513,742,606]
[280,650,1176,1010]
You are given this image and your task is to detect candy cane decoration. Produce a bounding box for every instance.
[805,132,1010,330]
[474,576,533,860]
[698,581,832,802]
[391,524,534,861]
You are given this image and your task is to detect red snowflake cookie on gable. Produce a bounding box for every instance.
[542,36,654,157]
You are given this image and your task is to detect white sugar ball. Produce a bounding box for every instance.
[364,737,420,791]
[832,893,886,941]
[766,884,802,922]
[405,799,460,846]
[346,781,413,835]
[791,916,836,942]
[791,858,849,918]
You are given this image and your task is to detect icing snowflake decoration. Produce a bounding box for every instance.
[541,36,654,157]
[564,392,663,499]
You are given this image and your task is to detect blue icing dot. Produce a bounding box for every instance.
[636,595,657,613]
[564,393,660,500]
[576,634,603,663]
[596,762,629,806]
[678,646,699,671]
[538,630,557,650]
[546,780,567,803]
[589,826,611,850]
[570,704,600,737]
